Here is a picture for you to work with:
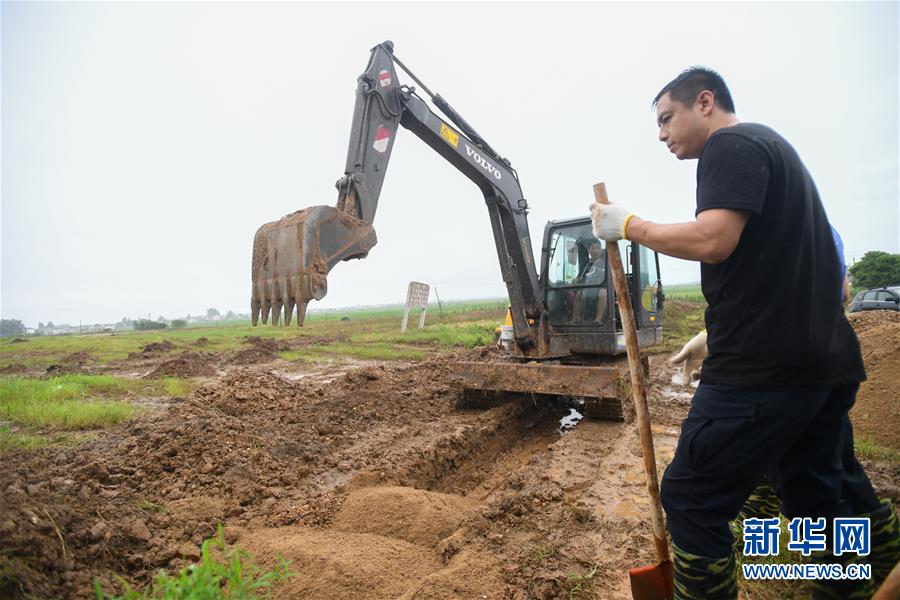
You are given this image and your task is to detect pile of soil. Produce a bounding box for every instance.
[0,363,27,374]
[228,347,278,365]
[142,341,175,354]
[333,486,477,548]
[62,351,91,365]
[242,336,290,352]
[128,340,176,360]
[46,364,80,375]
[11,338,28,343]
[849,310,900,448]
[144,352,216,378]
[194,337,209,347]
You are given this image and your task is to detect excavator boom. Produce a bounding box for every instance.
[251,41,544,351]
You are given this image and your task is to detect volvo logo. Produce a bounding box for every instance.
[465,144,502,180]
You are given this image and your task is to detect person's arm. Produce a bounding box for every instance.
[591,203,750,264]
[627,208,750,264]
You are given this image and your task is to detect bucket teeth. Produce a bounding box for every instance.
[251,298,261,326]
[296,300,309,326]
[284,299,295,326]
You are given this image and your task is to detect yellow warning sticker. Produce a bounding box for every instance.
[440,123,459,148]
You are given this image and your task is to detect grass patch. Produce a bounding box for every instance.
[351,321,498,349]
[854,435,900,463]
[95,527,292,599]
[0,374,194,435]
[0,425,94,453]
[0,377,136,429]
[566,565,597,599]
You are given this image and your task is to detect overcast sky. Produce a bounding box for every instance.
[2,1,898,328]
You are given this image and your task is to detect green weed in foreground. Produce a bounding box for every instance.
[854,436,900,463]
[566,565,597,599]
[95,529,293,599]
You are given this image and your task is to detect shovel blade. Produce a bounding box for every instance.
[629,561,674,600]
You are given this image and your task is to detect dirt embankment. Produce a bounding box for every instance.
[848,310,900,448]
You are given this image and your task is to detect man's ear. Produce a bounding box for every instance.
[696,90,715,116]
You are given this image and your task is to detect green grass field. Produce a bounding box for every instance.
[664,282,704,303]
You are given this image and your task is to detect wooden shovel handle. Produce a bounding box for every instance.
[593,183,671,565]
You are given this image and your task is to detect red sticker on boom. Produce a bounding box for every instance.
[373,126,390,153]
[378,70,392,88]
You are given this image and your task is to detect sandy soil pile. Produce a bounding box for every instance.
[848,310,900,448]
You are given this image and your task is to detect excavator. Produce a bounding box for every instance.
[251,41,665,420]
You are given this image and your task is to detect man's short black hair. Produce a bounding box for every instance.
[653,67,735,113]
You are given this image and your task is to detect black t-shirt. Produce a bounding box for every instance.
[696,123,865,390]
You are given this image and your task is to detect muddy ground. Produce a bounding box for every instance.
[1,314,898,599]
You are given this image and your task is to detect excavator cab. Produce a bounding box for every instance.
[541,217,664,356]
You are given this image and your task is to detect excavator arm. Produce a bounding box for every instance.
[251,41,543,349]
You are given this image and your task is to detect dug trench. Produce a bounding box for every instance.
[1,311,898,599]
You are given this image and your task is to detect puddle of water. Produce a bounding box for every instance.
[559,408,583,434]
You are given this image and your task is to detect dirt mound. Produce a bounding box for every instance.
[228,347,277,365]
[46,363,79,375]
[333,486,477,548]
[850,316,900,448]
[240,527,440,600]
[11,338,28,343]
[195,337,209,347]
[0,363,27,374]
[145,352,216,378]
[192,370,299,415]
[63,351,91,365]
[847,309,900,335]
[242,336,290,352]
[142,340,175,354]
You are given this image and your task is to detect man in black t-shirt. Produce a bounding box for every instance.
[591,68,898,599]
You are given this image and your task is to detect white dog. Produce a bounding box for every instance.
[670,330,708,386]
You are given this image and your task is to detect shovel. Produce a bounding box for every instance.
[593,183,674,600]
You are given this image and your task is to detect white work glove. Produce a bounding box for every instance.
[590,202,636,241]
[670,330,708,386]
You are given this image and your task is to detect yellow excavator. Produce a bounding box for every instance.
[251,41,665,419]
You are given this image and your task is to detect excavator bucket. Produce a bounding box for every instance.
[251,205,376,326]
